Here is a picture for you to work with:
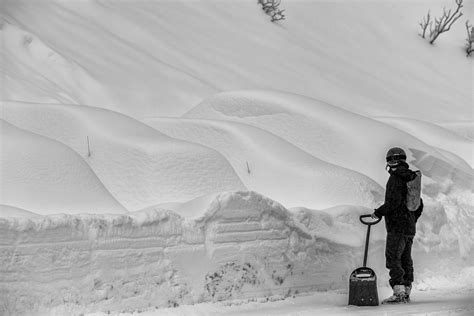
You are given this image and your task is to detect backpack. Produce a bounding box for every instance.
[406,170,422,211]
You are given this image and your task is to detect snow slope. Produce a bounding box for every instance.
[1,101,246,211]
[2,0,472,120]
[0,119,127,215]
[144,117,384,209]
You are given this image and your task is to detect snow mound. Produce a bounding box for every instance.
[0,204,42,218]
[144,117,383,209]
[137,192,222,220]
[290,205,385,248]
[0,120,127,215]
[184,90,472,185]
[1,101,246,211]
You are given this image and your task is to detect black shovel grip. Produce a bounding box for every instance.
[360,214,381,226]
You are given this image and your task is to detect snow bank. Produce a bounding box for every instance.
[0,191,373,315]
[144,117,383,209]
[1,101,246,211]
[0,120,127,215]
[2,191,471,315]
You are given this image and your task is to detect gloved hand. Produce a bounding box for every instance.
[371,212,379,220]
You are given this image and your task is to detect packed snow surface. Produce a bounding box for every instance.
[1,0,473,314]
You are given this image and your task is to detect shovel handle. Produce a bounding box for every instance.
[360,214,380,267]
[360,214,381,226]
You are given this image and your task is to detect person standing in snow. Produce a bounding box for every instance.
[371,147,423,304]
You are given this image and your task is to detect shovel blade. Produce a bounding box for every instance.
[348,267,379,306]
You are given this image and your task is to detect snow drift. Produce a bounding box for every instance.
[184,90,473,184]
[0,119,127,215]
[1,101,246,211]
[144,117,384,209]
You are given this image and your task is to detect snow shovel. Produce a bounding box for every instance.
[348,214,382,306]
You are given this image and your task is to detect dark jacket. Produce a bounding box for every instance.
[374,161,423,236]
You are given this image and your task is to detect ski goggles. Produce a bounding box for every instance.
[386,154,406,167]
[386,154,406,163]
[386,160,402,167]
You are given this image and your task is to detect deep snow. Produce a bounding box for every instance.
[1,0,473,315]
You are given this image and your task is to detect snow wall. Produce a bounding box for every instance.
[1,191,473,315]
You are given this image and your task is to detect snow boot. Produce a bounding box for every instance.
[405,284,412,302]
[381,285,407,304]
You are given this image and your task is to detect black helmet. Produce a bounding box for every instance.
[386,147,406,167]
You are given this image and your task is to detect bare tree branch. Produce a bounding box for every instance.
[419,10,432,38]
[466,20,474,57]
[429,0,463,44]
[271,9,285,22]
[258,0,285,22]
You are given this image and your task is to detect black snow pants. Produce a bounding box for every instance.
[386,233,414,288]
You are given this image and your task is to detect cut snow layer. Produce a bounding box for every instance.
[184,90,472,186]
[144,117,383,209]
[1,101,246,211]
[0,191,355,314]
[1,191,472,315]
[0,120,127,215]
